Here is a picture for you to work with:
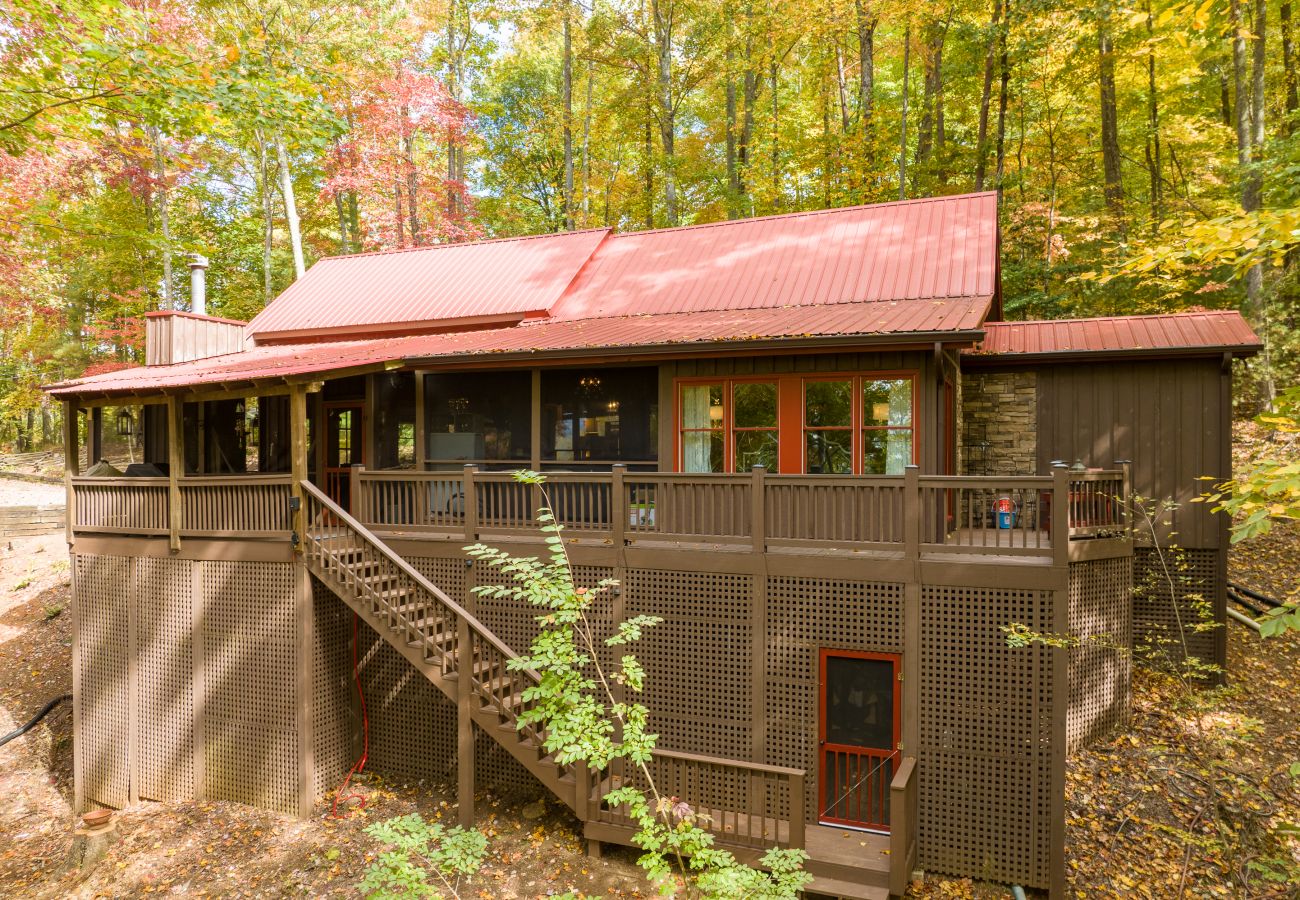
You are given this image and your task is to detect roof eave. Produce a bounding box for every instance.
[960,343,1264,366]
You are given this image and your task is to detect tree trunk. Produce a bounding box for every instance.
[275,137,306,279]
[855,0,876,170]
[1098,23,1125,235]
[995,0,1011,190]
[913,19,946,187]
[149,128,174,308]
[404,113,421,244]
[651,0,678,226]
[259,136,274,301]
[1284,2,1298,132]
[726,34,739,215]
[898,23,910,200]
[562,1,575,230]
[582,61,593,226]
[974,0,1002,191]
[770,59,780,207]
[1144,0,1162,232]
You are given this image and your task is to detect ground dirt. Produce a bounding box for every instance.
[1,432,1297,898]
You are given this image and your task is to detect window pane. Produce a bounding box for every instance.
[428,371,532,463]
[683,430,724,473]
[805,429,853,474]
[733,382,777,428]
[825,655,894,749]
[682,384,724,430]
[863,379,913,427]
[735,430,778,471]
[805,380,852,427]
[864,430,912,475]
[542,367,659,463]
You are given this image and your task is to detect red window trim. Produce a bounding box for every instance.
[674,372,918,474]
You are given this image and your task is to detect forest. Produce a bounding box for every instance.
[0,0,1297,448]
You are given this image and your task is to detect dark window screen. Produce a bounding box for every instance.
[824,655,894,750]
[541,366,658,464]
[426,371,532,465]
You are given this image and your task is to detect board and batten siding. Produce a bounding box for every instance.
[145,313,247,366]
[1032,358,1229,550]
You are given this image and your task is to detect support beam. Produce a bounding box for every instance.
[289,384,308,543]
[167,397,183,552]
[62,401,79,545]
[88,407,102,466]
[414,371,426,471]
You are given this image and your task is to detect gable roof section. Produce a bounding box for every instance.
[48,298,988,399]
[967,311,1262,361]
[550,192,999,321]
[246,228,612,342]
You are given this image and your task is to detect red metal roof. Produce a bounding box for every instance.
[969,311,1262,358]
[550,192,999,321]
[243,192,999,342]
[49,298,989,398]
[245,228,611,341]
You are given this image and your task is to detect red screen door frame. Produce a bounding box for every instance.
[818,648,901,832]
[322,401,365,514]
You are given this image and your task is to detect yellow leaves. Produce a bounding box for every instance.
[224,45,240,64]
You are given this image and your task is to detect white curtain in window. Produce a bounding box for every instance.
[885,380,912,475]
[682,386,715,472]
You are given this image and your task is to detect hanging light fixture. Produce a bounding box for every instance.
[115,408,135,437]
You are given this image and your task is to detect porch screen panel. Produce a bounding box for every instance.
[541,366,658,466]
[426,371,531,468]
[373,371,416,469]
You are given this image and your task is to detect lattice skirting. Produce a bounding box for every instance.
[74,554,301,814]
[1067,557,1132,753]
[1132,547,1224,672]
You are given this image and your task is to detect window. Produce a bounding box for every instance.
[803,379,853,474]
[733,382,779,471]
[862,378,914,475]
[680,383,723,472]
[676,372,916,475]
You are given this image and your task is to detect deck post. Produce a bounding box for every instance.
[611,464,627,546]
[457,615,475,827]
[167,396,184,552]
[788,770,806,849]
[350,464,365,522]
[750,465,766,553]
[1051,464,1069,568]
[903,465,920,560]
[288,382,314,817]
[62,401,78,546]
[462,464,478,543]
[902,464,922,785]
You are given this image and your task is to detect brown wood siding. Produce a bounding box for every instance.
[662,351,941,474]
[1033,358,1227,549]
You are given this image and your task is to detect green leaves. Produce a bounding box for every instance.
[360,814,487,899]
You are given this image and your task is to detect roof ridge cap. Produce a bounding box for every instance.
[318,227,612,262]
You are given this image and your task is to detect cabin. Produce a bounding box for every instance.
[47,192,1261,898]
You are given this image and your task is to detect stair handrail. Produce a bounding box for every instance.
[300,479,537,680]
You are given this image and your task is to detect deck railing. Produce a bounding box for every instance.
[889,756,918,897]
[355,464,1131,560]
[69,465,1129,560]
[585,749,806,851]
[71,473,293,540]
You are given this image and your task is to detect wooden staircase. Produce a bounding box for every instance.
[300,480,898,899]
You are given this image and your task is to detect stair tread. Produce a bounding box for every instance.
[803,874,890,900]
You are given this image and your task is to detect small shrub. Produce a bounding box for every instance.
[359,813,487,899]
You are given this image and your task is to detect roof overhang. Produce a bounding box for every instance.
[961,344,1264,366]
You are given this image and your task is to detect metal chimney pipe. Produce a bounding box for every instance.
[188,253,209,316]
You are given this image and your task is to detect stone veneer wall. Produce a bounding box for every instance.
[960,370,1038,476]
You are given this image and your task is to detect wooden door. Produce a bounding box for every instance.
[818,649,901,832]
[323,402,364,513]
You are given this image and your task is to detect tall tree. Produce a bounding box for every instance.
[1098,8,1125,236]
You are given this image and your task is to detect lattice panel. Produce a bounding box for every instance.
[201,561,298,813]
[919,584,1055,888]
[764,576,904,822]
[1132,547,1223,671]
[74,554,131,809]
[355,619,457,785]
[408,555,468,605]
[624,569,753,761]
[313,577,358,799]
[1067,558,1132,752]
[135,556,194,802]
